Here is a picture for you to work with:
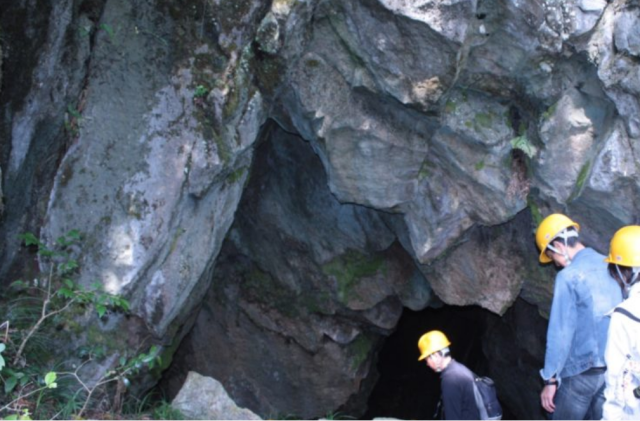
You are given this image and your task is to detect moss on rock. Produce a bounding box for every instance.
[347,334,373,371]
[322,250,386,305]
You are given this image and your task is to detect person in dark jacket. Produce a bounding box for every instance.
[418,330,480,420]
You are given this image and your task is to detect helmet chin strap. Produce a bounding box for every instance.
[616,265,640,298]
[547,229,579,265]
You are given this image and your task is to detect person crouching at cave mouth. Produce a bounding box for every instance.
[535,213,623,420]
[418,330,479,420]
[602,225,640,420]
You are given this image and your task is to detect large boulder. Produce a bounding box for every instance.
[171,372,261,420]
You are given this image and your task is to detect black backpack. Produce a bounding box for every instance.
[472,373,502,420]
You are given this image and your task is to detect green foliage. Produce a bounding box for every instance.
[44,372,57,389]
[0,231,159,420]
[152,400,185,420]
[575,161,591,191]
[226,166,247,184]
[99,23,115,42]
[121,392,185,420]
[78,24,92,39]
[418,160,432,180]
[475,160,485,171]
[66,105,82,120]
[541,102,558,120]
[193,84,209,98]
[324,410,356,420]
[3,408,32,420]
[510,135,538,159]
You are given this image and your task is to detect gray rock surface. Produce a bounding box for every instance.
[171,371,261,420]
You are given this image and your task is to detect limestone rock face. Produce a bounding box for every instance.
[40,0,262,340]
[171,372,261,420]
[2,0,640,419]
[279,0,528,270]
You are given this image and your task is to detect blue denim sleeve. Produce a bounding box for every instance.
[540,271,576,381]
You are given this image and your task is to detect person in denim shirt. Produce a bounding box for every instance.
[535,214,623,420]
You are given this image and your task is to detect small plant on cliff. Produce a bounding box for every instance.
[193,84,209,98]
[99,23,116,42]
[510,135,537,159]
[64,104,82,138]
[151,400,185,420]
[193,84,210,107]
[0,231,160,419]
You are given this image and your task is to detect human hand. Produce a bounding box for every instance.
[540,384,557,413]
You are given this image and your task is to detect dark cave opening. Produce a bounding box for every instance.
[364,304,513,420]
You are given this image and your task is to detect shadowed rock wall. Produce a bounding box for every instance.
[162,124,434,418]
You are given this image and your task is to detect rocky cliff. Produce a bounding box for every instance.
[1,0,639,419]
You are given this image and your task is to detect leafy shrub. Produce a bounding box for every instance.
[0,231,160,419]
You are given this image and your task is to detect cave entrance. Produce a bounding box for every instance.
[364,304,492,420]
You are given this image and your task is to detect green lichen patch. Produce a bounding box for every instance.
[528,199,543,230]
[474,112,493,128]
[510,135,537,159]
[169,228,186,255]
[150,338,182,380]
[195,111,231,165]
[541,102,558,121]
[444,100,457,114]
[347,334,373,371]
[305,58,320,68]
[242,268,300,318]
[418,160,434,180]
[575,160,591,191]
[299,291,333,315]
[226,166,248,185]
[322,250,386,305]
[568,160,591,202]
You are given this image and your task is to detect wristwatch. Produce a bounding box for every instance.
[543,378,558,386]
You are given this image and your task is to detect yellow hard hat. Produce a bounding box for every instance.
[417,330,451,361]
[605,226,640,267]
[535,214,580,264]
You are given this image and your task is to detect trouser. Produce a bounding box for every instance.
[550,367,606,420]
